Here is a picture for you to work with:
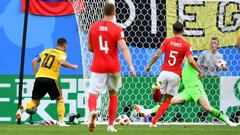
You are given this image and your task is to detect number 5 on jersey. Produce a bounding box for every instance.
[99,35,109,54]
[168,51,178,66]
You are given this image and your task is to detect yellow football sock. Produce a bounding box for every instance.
[26,100,39,109]
[57,99,65,121]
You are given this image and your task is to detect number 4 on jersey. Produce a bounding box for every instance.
[99,35,109,54]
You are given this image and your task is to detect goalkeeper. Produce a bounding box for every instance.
[135,56,237,127]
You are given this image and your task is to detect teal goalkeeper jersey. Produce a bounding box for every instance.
[182,61,202,87]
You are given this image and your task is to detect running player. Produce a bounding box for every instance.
[87,3,136,132]
[145,22,202,127]
[135,56,237,127]
[16,38,78,126]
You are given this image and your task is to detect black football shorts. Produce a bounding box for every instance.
[32,77,62,100]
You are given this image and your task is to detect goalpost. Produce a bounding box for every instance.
[71,0,109,123]
[71,0,240,125]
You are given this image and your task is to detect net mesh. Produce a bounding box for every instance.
[72,0,109,122]
[72,0,240,124]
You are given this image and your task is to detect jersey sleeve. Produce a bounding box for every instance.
[116,28,124,41]
[185,44,192,57]
[35,52,41,61]
[237,31,240,38]
[159,40,166,52]
[59,52,67,61]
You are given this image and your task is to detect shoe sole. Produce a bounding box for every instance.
[59,125,70,127]
[107,130,117,132]
[149,125,157,128]
[89,113,97,132]
[152,82,160,90]
[149,122,157,128]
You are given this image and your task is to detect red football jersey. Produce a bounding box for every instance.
[88,20,124,73]
[160,36,192,77]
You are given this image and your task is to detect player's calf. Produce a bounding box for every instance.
[108,92,118,131]
[199,96,237,127]
[198,96,213,113]
[89,111,97,132]
[56,98,69,126]
[151,95,172,125]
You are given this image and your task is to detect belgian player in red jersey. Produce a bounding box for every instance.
[145,22,203,127]
[87,3,136,132]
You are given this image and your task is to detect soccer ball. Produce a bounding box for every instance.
[216,59,227,68]
[116,114,130,125]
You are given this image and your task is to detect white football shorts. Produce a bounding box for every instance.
[157,70,180,96]
[88,72,122,94]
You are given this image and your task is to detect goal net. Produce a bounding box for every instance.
[72,0,240,124]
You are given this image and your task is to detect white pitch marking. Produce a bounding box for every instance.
[0,117,11,121]
[0,98,10,102]
[0,83,11,88]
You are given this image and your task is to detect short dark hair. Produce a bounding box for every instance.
[173,21,184,34]
[103,3,115,16]
[211,37,219,43]
[57,38,67,46]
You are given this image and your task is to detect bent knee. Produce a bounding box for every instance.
[170,96,184,105]
[109,89,118,96]
[56,96,63,101]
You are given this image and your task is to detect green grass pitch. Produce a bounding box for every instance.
[1,125,240,135]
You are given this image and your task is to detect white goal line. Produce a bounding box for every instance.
[81,122,231,126]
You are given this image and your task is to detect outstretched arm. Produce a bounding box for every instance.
[145,49,163,73]
[60,60,78,70]
[118,39,136,76]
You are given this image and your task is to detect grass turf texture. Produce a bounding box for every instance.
[1,125,240,135]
